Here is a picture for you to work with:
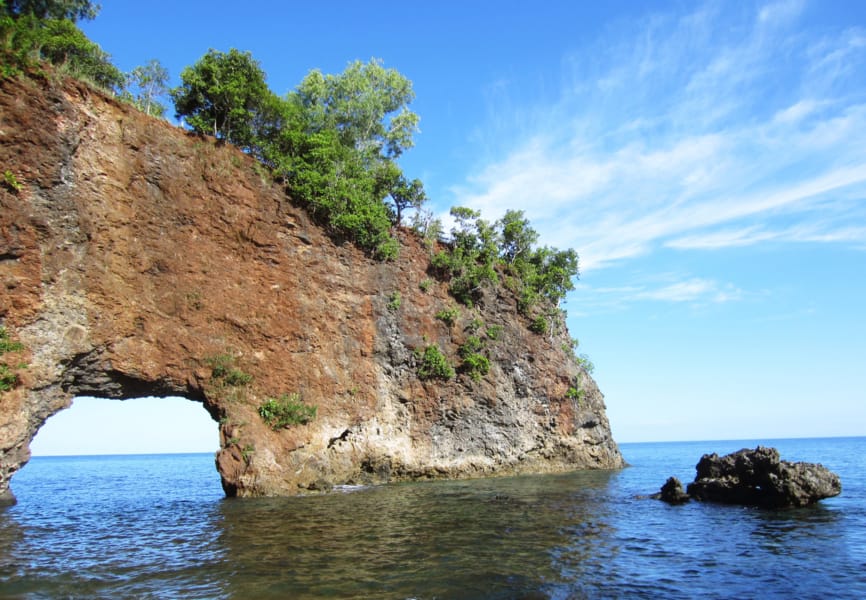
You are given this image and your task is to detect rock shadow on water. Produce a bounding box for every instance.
[214,470,618,599]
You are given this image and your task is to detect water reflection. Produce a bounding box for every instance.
[6,441,864,598]
[216,471,617,599]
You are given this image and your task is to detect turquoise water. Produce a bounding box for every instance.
[1,437,864,598]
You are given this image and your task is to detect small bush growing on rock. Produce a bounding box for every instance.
[0,364,19,392]
[577,353,595,374]
[0,327,24,354]
[458,335,484,358]
[458,335,490,381]
[465,317,484,333]
[241,444,255,463]
[258,393,317,429]
[435,306,460,326]
[419,278,432,293]
[460,352,490,382]
[485,324,504,341]
[3,170,23,193]
[529,315,548,335]
[387,291,402,311]
[0,327,25,392]
[206,353,253,386]
[565,385,584,404]
[415,344,454,380]
[561,337,579,359]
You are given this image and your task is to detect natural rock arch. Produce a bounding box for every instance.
[0,74,624,502]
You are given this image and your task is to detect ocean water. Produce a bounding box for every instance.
[1,437,864,599]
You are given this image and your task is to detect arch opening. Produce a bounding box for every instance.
[11,396,226,503]
[30,396,220,457]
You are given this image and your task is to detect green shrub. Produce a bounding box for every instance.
[241,444,255,462]
[577,353,595,374]
[457,335,489,381]
[485,325,504,341]
[458,335,484,358]
[0,364,18,392]
[435,306,460,326]
[529,315,549,335]
[566,385,585,404]
[460,352,490,382]
[206,353,252,386]
[1,14,123,90]
[0,327,24,354]
[465,317,483,333]
[258,393,317,429]
[419,278,432,293]
[562,337,579,359]
[3,170,22,192]
[0,327,25,392]
[387,291,402,311]
[223,369,252,386]
[415,344,454,380]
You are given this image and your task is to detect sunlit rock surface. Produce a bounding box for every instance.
[0,75,624,499]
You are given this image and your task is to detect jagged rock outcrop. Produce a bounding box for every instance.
[652,476,690,504]
[674,446,840,508]
[0,74,624,500]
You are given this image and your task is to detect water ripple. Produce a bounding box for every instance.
[2,439,865,598]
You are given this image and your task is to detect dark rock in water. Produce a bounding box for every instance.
[651,476,690,504]
[685,446,841,508]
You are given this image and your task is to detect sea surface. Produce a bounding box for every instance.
[1,437,864,599]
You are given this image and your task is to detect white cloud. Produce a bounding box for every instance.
[772,99,821,124]
[757,0,804,25]
[450,1,866,273]
[569,276,744,311]
[636,278,744,303]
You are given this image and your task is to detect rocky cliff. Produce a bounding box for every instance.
[0,74,624,500]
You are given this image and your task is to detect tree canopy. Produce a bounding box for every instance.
[1,7,122,89]
[0,6,584,318]
[297,59,419,162]
[123,58,169,117]
[171,48,271,150]
[1,0,98,21]
[432,207,579,311]
[238,58,423,259]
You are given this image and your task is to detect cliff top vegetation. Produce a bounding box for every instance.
[1,0,581,325]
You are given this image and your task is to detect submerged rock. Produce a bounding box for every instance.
[685,446,841,508]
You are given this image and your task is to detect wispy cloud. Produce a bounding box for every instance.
[635,278,744,303]
[568,275,745,315]
[451,1,866,273]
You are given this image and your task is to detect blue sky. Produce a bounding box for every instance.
[30,0,866,454]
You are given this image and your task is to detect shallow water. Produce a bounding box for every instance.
[1,437,864,598]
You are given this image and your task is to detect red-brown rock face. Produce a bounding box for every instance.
[0,75,624,500]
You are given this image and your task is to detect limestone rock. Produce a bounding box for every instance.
[0,75,625,498]
[685,446,841,508]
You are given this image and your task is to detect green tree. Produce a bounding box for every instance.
[171,48,272,150]
[124,58,169,117]
[497,209,538,264]
[388,174,426,226]
[528,246,579,305]
[1,12,122,89]
[1,0,98,21]
[259,59,421,259]
[297,58,419,162]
